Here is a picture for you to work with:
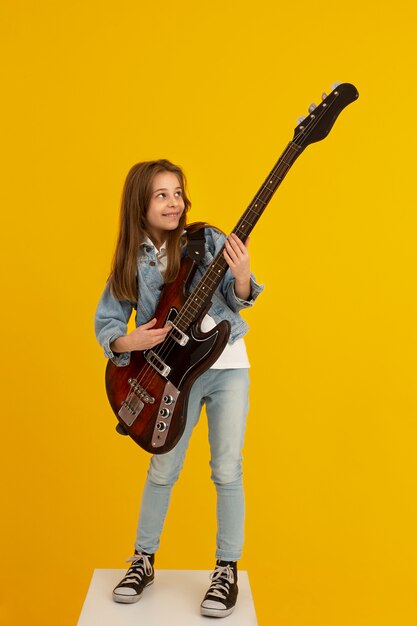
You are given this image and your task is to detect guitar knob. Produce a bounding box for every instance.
[308,103,317,113]
[331,82,341,90]
[321,92,327,101]
[296,115,306,125]
[159,408,171,418]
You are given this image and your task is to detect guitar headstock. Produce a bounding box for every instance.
[293,83,359,147]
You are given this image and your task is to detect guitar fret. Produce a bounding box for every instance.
[176,319,188,332]
[273,168,286,178]
[204,276,217,288]
[187,301,200,314]
[237,220,251,231]
[181,309,194,322]
[258,192,271,203]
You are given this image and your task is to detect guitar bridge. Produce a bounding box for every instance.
[127,378,155,404]
[118,380,155,427]
[118,395,144,426]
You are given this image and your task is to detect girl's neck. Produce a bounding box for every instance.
[147,233,166,251]
[145,225,165,249]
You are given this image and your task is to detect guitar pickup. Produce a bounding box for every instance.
[167,321,189,346]
[146,350,171,378]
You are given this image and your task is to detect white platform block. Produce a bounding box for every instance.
[78,569,258,625]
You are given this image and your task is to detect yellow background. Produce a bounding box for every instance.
[1,1,416,625]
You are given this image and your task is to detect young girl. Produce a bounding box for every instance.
[95,159,263,618]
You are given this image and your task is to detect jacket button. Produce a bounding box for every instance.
[149,261,156,266]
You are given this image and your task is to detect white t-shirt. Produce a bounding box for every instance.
[144,238,249,369]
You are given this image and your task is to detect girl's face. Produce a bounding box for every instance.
[145,171,185,246]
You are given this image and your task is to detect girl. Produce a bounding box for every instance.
[95,159,263,618]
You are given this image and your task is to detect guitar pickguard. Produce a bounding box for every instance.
[143,307,222,388]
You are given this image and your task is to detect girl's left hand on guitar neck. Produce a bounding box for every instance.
[223,233,251,301]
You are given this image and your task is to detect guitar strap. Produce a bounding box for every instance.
[185,222,206,262]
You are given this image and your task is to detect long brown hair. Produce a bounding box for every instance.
[109,159,191,302]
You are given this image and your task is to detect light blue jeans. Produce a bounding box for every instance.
[135,368,250,562]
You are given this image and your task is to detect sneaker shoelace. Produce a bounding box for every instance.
[206,564,235,600]
[122,553,153,585]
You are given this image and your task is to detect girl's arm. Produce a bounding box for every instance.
[95,283,134,366]
[95,284,170,366]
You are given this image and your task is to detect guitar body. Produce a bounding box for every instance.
[105,256,231,454]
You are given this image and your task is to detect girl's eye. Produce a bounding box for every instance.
[155,190,182,198]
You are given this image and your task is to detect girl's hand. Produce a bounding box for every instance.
[110,318,171,353]
[223,233,251,300]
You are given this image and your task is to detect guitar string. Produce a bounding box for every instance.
[129,94,341,400]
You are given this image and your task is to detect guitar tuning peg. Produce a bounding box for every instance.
[296,115,306,125]
[331,82,341,90]
[308,103,317,113]
[321,92,327,101]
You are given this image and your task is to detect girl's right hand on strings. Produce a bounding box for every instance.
[128,318,171,350]
[110,318,171,353]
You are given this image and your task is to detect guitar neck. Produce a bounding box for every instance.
[175,140,304,331]
[172,82,360,332]
[233,140,303,240]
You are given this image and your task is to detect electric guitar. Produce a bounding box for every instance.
[105,82,359,454]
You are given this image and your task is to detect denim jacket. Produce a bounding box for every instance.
[95,227,264,366]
